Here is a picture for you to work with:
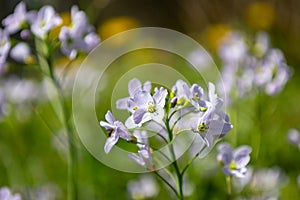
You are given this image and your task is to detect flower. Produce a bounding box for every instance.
[31,5,61,39]
[2,1,36,34]
[287,128,300,149]
[0,187,21,200]
[100,110,134,153]
[129,145,155,170]
[127,175,159,200]
[172,79,206,111]
[125,87,167,127]
[217,143,252,178]
[59,6,100,59]
[116,78,151,110]
[0,29,10,73]
[10,42,33,63]
[191,83,233,147]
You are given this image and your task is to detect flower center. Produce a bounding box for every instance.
[229,161,237,170]
[198,122,209,133]
[147,101,156,113]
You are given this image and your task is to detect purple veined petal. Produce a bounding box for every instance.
[217,145,233,165]
[133,91,152,107]
[153,87,168,107]
[99,121,115,130]
[128,78,142,96]
[234,146,252,168]
[128,153,145,166]
[139,146,154,169]
[115,121,132,141]
[151,106,164,122]
[222,166,233,176]
[104,133,119,153]
[133,108,147,124]
[174,80,189,98]
[105,110,115,124]
[217,143,233,154]
[143,81,152,92]
[125,116,138,129]
[116,97,129,110]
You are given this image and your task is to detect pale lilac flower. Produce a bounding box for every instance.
[2,2,36,34]
[10,42,31,63]
[31,6,61,39]
[218,30,291,100]
[0,187,21,200]
[191,83,232,147]
[0,29,10,73]
[263,49,291,95]
[250,167,287,198]
[287,128,300,149]
[217,143,252,178]
[100,110,133,153]
[252,31,270,57]
[172,80,206,111]
[129,145,154,170]
[127,175,159,200]
[125,87,167,127]
[116,78,151,110]
[59,6,100,59]
[218,32,247,64]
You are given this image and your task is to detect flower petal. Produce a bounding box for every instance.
[128,153,145,166]
[133,108,147,124]
[104,133,119,153]
[105,110,115,124]
[116,97,129,110]
[128,78,142,96]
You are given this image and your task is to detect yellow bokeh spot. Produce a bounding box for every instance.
[49,12,71,39]
[24,55,36,65]
[98,16,139,40]
[246,2,275,30]
[203,24,231,52]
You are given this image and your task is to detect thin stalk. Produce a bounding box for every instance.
[181,146,205,176]
[153,171,180,199]
[165,114,184,199]
[226,176,232,200]
[37,37,78,200]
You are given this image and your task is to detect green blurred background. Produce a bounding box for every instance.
[0,0,300,199]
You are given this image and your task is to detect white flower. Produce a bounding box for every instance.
[59,6,100,59]
[31,5,61,39]
[10,42,32,63]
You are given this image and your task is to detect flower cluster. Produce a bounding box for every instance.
[217,143,252,178]
[100,78,233,169]
[0,1,100,74]
[217,31,291,100]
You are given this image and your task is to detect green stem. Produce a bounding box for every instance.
[226,176,232,199]
[181,146,205,176]
[153,171,180,199]
[165,114,184,199]
[37,38,78,200]
[49,60,78,200]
